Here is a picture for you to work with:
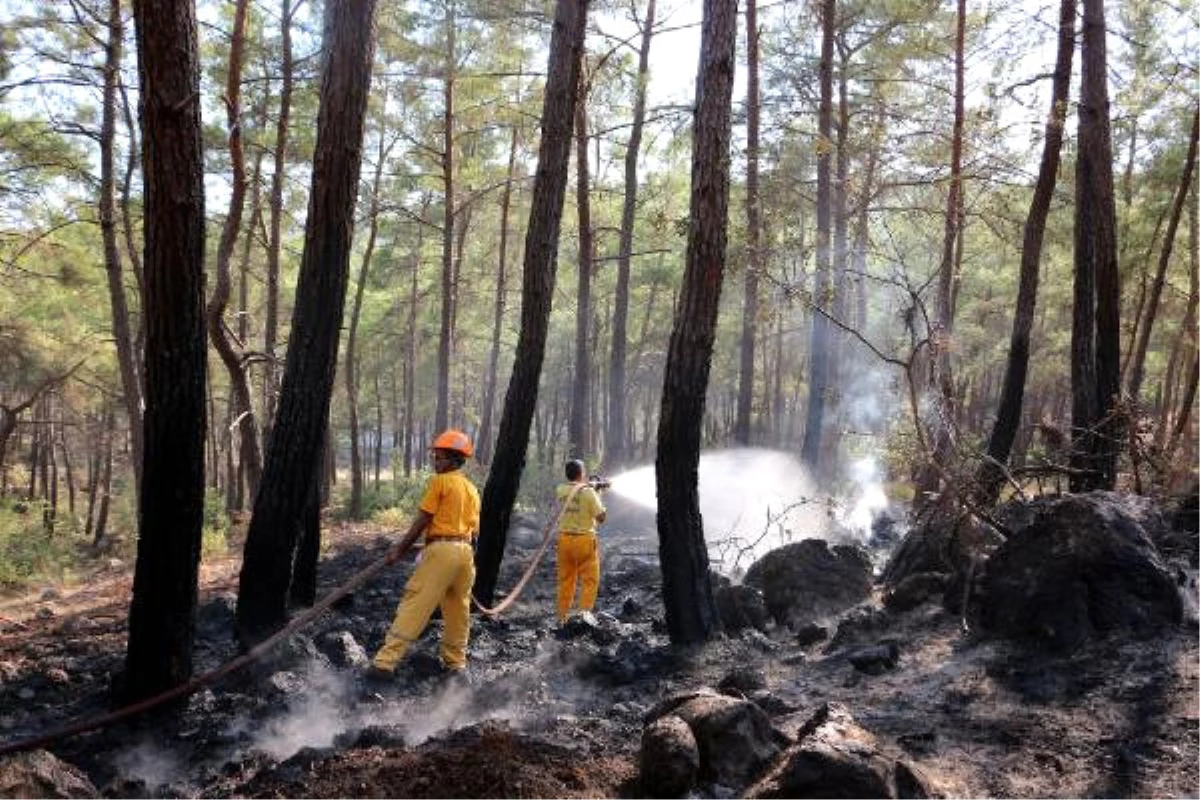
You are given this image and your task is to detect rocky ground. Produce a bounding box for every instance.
[0,490,1196,798]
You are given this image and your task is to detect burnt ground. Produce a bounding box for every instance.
[0,494,1197,799]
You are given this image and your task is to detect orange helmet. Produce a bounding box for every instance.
[431,429,474,457]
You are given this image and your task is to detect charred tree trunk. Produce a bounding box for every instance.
[655,0,737,645]
[474,0,589,606]
[975,0,1075,504]
[121,0,208,705]
[235,0,378,647]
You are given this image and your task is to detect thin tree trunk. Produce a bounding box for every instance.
[915,0,966,507]
[435,2,458,432]
[570,67,595,459]
[264,0,296,437]
[607,0,655,468]
[207,0,263,504]
[346,127,393,520]
[478,125,520,465]
[1126,108,1198,402]
[735,0,760,446]
[801,0,834,473]
[100,0,143,499]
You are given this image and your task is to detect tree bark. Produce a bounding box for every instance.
[122,0,207,705]
[235,0,379,647]
[914,0,966,507]
[570,67,594,460]
[478,125,520,465]
[975,0,1075,504]
[655,0,737,645]
[264,0,297,436]
[800,0,834,473]
[436,2,458,432]
[346,126,393,520]
[1070,0,1122,491]
[99,0,143,499]
[734,0,760,446]
[607,0,655,468]
[207,0,263,505]
[474,0,588,605]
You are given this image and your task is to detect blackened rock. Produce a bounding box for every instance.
[639,714,699,798]
[977,492,1184,651]
[715,583,771,634]
[847,642,900,674]
[744,540,873,628]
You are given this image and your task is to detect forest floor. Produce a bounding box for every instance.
[0,495,1197,798]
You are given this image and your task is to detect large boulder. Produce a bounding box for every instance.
[744,539,873,628]
[976,492,1184,651]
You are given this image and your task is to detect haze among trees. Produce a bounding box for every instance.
[0,0,1195,686]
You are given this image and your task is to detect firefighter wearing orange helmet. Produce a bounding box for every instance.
[368,429,480,679]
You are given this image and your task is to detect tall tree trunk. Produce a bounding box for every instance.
[435,2,458,432]
[1126,108,1198,402]
[570,68,595,460]
[1163,193,1199,469]
[1070,0,1122,491]
[607,0,655,468]
[474,0,589,606]
[122,0,207,705]
[99,0,143,499]
[734,0,760,446]
[975,0,1075,505]
[346,127,393,520]
[800,0,834,474]
[655,0,737,646]
[478,124,520,465]
[264,0,297,436]
[207,0,263,504]
[235,0,379,647]
[914,0,966,507]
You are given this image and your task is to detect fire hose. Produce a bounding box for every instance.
[0,483,590,757]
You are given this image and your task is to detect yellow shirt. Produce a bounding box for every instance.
[420,469,480,538]
[556,482,605,535]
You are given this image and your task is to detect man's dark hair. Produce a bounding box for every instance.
[565,459,584,481]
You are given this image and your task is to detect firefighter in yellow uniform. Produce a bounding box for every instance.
[555,459,607,623]
[370,429,480,677]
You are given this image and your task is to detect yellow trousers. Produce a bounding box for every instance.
[556,533,599,622]
[372,540,475,671]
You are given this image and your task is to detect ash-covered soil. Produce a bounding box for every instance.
[0,493,1196,799]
